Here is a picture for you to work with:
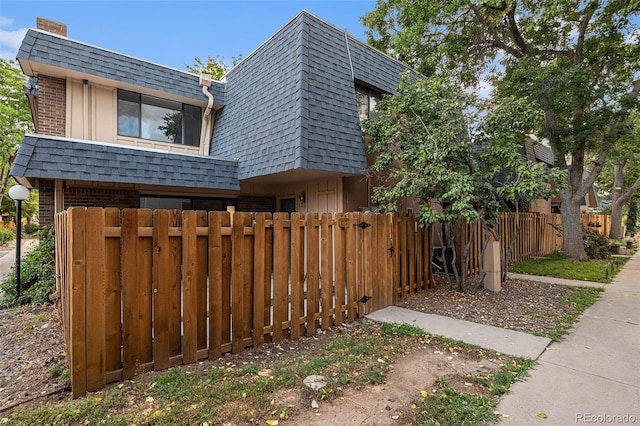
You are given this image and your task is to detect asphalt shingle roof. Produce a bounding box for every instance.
[11,135,239,191]
[212,11,409,180]
[17,29,225,105]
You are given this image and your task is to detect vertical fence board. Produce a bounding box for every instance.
[168,211,183,359]
[320,213,333,329]
[290,213,305,338]
[138,210,153,364]
[182,211,198,364]
[68,208,87,397]
[357,212,368,316]
[334,213,347,326]
[231,213,249,353]
[306,213,320,335]
[121,209,139,379]
[253,213,267,347]
[345,212,357,321]
[196,211,208,351]
[104,208,121,375]
[272,213,288,342]
[85,208,105,391]
[152,210,171,370]
[208,212,225,359]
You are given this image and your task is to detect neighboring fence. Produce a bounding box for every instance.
[55,208,608,397]
[54,208,433,397]
[581,213,612,237]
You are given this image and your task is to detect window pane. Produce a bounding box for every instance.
[356,88,369,121]
[182,104,202,147]
[117,99,140,137]
[142,103,182,143]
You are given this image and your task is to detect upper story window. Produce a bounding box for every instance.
[117,89,201,147]
[356,84,383,121]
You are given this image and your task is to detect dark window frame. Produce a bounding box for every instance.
[355,83,383,121]
[117,89,202,147]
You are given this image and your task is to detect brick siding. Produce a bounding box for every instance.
[64,187,140,210]
[38,180,55,227]
[238,196,276,212]
[37,76,66,136]
[36,17,67,36]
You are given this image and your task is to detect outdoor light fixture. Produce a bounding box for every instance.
[9,184,30,301]
[299,192,306,204]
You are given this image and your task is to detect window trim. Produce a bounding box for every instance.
[117,89,202,147]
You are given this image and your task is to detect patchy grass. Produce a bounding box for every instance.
[410,357,534,425]
[3,322,435,425]
[508,252,629,283]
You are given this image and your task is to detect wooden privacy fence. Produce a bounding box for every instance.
[54,207,607,397]
[54,208,433,397]
[581,213,611,236]
[450,213,563,276]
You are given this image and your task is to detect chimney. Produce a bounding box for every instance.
[36,17,67,37]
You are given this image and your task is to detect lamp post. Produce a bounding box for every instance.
[8,184,30,301]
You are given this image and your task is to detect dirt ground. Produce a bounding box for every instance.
[0,275,598,423]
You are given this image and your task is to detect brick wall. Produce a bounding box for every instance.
[39,183,140,227]
[38,180,55,227]
[37,76,66,136]
[36,17,67,36]
[64,187,139,210]
[238,196,276,212]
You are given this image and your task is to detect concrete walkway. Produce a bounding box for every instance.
[366,307,551,359]
[498,252,640,424]
[366,252,640,424]
[0,239,39,282]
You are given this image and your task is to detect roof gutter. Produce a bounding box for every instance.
[199,74,214,156]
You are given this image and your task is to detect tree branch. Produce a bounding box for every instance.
[505,1,530,55]
[579,78,640,196]
[575,1,599,64]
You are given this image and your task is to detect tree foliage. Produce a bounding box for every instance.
[185,54,244,80]
[0,59,34,207]
[363,0,640,260]
[362,74,563,291]
[596,112,640,238]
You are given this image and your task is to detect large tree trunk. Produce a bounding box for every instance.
[561,191,588,261]
[609,161,640,239]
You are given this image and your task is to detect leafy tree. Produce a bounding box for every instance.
[363,0,640,261]
[186,54,244,80]
[0,59,34,207]
[627,200,638,236]
[362,74,562,291]
[0,178,38,223]
[597,113,640,239]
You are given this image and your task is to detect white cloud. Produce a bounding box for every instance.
[0,16,28,61]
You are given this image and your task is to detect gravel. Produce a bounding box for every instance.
[397,275,601,338]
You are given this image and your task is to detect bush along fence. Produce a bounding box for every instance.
[54,208,611,397]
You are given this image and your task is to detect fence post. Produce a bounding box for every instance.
[68,207,87,398]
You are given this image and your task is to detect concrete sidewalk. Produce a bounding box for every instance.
[366,306,551,359]
[0,239,39,282]
[365,252,639,424]
[498,252,640,424]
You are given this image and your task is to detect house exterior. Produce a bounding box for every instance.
[11,12,410,226]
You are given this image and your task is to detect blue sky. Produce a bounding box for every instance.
[0,0,378,71]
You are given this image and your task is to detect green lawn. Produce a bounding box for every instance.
[508,253,630,283]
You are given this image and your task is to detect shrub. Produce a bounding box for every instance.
[582,226,610,260]
[0,227,14,245]
[24,223,40,235]
[0,227,56,308]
